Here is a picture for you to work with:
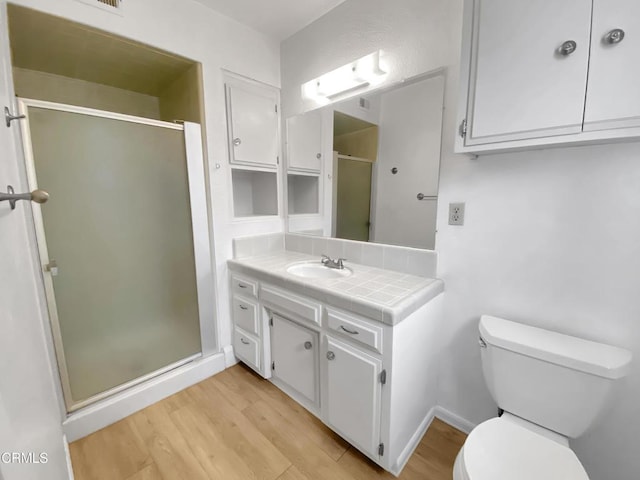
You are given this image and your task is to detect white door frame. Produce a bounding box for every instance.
[17,98,217,412]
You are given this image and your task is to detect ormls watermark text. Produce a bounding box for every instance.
[1,452,48,464]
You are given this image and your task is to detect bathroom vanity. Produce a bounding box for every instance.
[228,242,443,475]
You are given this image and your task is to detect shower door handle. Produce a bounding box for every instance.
[44,259,59,276]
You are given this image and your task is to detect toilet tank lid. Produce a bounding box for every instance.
[479,315,632,379]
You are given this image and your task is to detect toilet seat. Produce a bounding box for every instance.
[458,417,589,480]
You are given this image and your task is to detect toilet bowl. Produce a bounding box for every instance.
[453,315,632,480]
[453,415,588,480]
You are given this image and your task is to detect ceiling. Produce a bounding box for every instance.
[193,0,347,40]
[8,5,195,97]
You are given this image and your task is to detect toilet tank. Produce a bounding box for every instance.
[479,315,632,438]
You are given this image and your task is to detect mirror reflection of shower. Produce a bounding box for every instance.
[333,112,378,242]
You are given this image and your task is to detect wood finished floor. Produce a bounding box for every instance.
[70,364,466,480]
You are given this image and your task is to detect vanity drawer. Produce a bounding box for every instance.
[261,285,321,326]
[232,295,259,335]
[233,327,260,370]
[327,308,383,354]
[231,273,258,298]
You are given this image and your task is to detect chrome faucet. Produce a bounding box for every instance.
[321,254,346,269]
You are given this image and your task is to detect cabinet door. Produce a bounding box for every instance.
[584,0,640,131]
[286,110,322,172]
[271,315,318,405]
[465,0,591,145]
[324,336,382,459]
[226,82,279,168]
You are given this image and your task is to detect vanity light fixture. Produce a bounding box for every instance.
[302,51,387,102]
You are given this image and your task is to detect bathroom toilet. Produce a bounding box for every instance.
[453,315,632,480]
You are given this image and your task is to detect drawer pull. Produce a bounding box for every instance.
[240,338,250,345]
[238,283,248,289]
[340,325,359,335]
[239,304,248,310]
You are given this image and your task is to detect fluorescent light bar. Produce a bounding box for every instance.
[302,51,387,101]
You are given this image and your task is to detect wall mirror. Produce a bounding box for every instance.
[285,71,445,250]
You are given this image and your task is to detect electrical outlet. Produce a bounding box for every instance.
[449,202,465,225]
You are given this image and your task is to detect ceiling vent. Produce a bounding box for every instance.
[75,0,123,14]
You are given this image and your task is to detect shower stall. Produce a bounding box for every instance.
[17,98,216,414]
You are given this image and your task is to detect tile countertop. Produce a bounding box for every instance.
[228,251,444,326]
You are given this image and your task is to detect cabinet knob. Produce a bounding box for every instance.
[326,351,335,361]
[304,341,313,350]
[316,153,322,159]
[233,137,242,146]
[558,40,577,56]
[604,29,625,45]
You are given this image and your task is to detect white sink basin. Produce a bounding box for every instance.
[286,262,352,279]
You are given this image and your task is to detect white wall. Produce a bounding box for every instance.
[280,0,456,118]
[281,1,640,479]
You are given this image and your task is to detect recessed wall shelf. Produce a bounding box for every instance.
[287,174,319,215]
[232,169,278,218]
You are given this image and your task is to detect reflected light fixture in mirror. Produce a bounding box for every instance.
[302,51,387,103]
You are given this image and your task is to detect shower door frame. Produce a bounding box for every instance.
[17,98,217,413]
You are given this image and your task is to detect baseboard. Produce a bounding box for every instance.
[391,406,437,476]
[223,344,238,367]
[63,352,225,442]
[63,434,74,480]
[434,406,476,434]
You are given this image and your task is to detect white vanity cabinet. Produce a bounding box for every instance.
[230,273,271,377]
[228,269,444,475]
[323,335,383,459]
[286,109,322,172]
[457,0,640,154]
[270,314,319,408]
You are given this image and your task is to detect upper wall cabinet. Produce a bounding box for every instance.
[225,77,279,168]
[286,109,322,172]
[584,0,640,132]
[456,0,640,154]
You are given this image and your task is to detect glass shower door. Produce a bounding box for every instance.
[22,102,206,410]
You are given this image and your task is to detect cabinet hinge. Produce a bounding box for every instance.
[378,443,384,456]
[275,104,278,113]
[271,361,275,370]
[277,156,279,165]
[380,369,387,385]
[269,317,273,327]
[459,119,467,138]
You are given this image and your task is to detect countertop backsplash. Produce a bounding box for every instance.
[232,233,437,278]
